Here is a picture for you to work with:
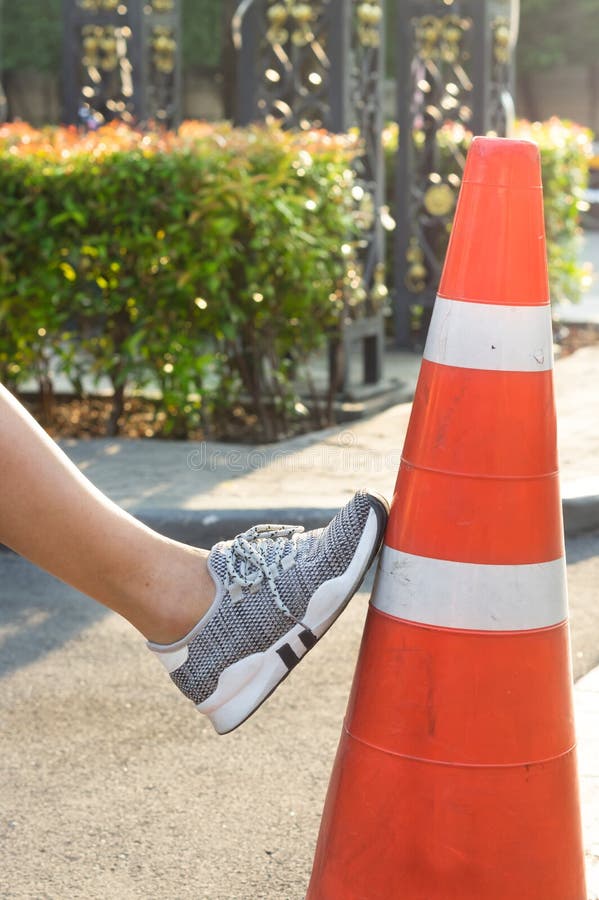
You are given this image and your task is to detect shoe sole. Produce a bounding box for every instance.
[197,494,389,734]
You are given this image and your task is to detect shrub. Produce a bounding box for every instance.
[0,116,590,441]
[0,121,361,440]
[514,118,593,304]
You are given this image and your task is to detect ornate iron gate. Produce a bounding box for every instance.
[393,0,518,345]
[62,0,182,129]
[234,0,386,396]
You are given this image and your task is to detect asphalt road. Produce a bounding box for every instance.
[1,531,599,900]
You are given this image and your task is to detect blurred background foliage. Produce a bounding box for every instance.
[0,0,62,73]
[180,0,222,69]
[382,118,592,310]
[517,0,599,73]
[0,121,362,441]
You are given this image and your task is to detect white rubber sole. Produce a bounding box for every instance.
[196,502,387,734]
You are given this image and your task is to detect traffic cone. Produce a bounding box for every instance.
[307,137,587,900]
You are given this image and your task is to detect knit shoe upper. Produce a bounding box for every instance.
[148,490,388,732]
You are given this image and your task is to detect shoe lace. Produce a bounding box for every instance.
[222,524,305,619]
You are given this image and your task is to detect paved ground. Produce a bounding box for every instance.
[1,234,599,898]
[1,541,598,900]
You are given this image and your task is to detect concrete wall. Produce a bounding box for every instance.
[182,68,224,121]
[3,67,225,126]
[517,65,599,134]
[3,63,597,138]
[4,70,61,127]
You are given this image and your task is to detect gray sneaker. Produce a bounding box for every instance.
[148,490,388,734]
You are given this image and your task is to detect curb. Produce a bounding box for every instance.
[1,497,597,557]
[135,496,599,548]
[134,507,340,549]
[563,495,599,538]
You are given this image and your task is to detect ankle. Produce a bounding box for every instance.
[137,546,216,644]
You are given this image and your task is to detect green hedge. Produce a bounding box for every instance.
[516,118,594,304]
[382,117,593,312]
[0,121,361,440]
[0,117,591,440]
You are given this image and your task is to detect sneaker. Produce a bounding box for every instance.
[148,490,388,734]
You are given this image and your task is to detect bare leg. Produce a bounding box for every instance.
[0,383,215,643]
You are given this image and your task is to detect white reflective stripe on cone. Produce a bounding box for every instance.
[424,296,554,372]
[371,545,568,631]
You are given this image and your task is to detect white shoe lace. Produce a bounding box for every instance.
[223,524,305,618]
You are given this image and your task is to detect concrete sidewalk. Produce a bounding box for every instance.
[58,341,599,549]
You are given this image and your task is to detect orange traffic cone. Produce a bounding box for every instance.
[307,137,587,900]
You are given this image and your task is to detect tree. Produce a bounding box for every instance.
[517,0,599,121]
[518,0,599,73]
[181,0,222,69]
[0,0,62,72]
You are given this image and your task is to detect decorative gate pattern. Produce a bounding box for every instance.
[394,0,518,345]
[237,0,334,130]
[235,0,386,393]
[62,0,181,128]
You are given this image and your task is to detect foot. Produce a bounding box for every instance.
[147,490,388,734]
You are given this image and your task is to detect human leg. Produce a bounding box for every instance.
[0,382,388,732]
[0,382,213,642]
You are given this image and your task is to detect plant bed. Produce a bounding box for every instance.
[18,393,194,441]
[555,321,599,358]
[17,391,329,443]
[17,324,597,443]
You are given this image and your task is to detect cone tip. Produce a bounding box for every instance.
[464,136,541,189]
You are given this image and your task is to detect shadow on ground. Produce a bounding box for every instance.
[0,552,106,678]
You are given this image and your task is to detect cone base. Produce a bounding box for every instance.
[307,733,586,900]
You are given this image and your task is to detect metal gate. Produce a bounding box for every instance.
[62,0,182,129]
[393,0,518,344]
[233,0,386,395]
[233,0,518,359]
